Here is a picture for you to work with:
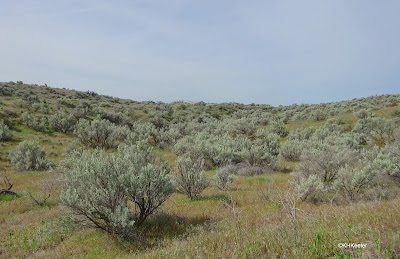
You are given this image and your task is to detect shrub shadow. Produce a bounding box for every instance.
[192,193,231,202]
[140,212,210,241]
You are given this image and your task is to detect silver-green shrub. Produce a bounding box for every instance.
[0,120,12,141]
[61,142,174,239]
[98,110,131,126]
[9,141,52,171]
[73,119,129,148]
[293,174,324,201]
[257,131,281,156]
[224,118,256,136]
[126,122,158,146]
[310,127,333,141]
[174,155,209,199]
[236,136,277,166]
[310,109,328,121]
[288,127,315,141]
[271,120,288,137]
[353,117,393,144]
[324,119,345,133]
[333,164,376,201]
[157,127,182,148]
[22,112,48,132]
[32,102,51,114]
[174,133,237,167]
[61,149,134,238]
[49,110,77,133]
[73,100,92,117]
[118,143,174,225]
[374,139,400,184]
[354,109,372,119]
[296,143,354,182]
[280,140,304,161]
[213,167,234,190]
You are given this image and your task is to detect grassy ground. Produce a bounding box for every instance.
[1,170,399,258]
[1,106,400,258]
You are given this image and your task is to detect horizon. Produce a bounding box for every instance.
[4,80,399,107]
[1,1,400,105]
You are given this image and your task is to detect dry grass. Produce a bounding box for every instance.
[1,167,399,258]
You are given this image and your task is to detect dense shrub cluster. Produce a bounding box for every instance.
[1,82,400,242]
[95,109,131,126]
[375,133,400,184]
[73,119,129,148]
[310,109,328,121]
[353,117,393,143]
[271,120,288,137]
[295,143,354,182]
[32,102,51,114]
[22,112,48,132]
[291,126,399,203]
[173,129,279,171]
[280,140,304,161]
[73,100,93,118]
[0,85,14,96]
[126,122,159,146]
[333,164,376,201]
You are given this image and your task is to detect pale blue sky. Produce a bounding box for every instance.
[1,0,399,105]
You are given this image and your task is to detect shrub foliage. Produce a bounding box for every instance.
[61,142,174,239]
[9,141,52,171]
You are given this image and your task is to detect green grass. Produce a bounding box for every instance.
[244,175,269,184]
[286,119,325,131]
[0,194,18,202]
[14,125,36,135]
[373,106,399,119]
[154,147,177,165]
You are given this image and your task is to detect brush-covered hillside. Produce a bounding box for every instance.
[1,81,400,258]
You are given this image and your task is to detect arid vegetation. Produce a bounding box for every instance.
[0,81,399,258]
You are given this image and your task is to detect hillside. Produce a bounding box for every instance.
[0,81,400,258]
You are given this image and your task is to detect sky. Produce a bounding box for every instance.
[0,0,399,105]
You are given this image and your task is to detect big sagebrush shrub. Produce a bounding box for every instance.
[296,143,354,182]
[61,142,174,239]
[0,120,12,141]
[271,120,288,137]
[374,135,400,184]
[292,174,323,201]
[288,127,316,141]
[32,102,51,114]
[126,122,159,146]
[174,155,209,199]
[353,117,393,144]
[354,109,372,119]
[280,140,304,161]
[310,109,328,121]
[213,167,234,191]
[73,119,129,148]
[9,141,52,171]
[22,112,48,133]
[49,110,77,133]
[240,139,278,166]
[333,164,376,201]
